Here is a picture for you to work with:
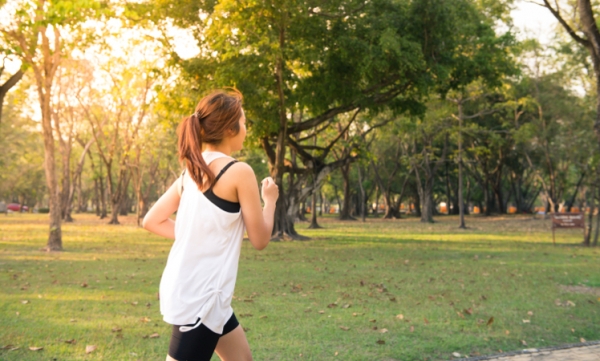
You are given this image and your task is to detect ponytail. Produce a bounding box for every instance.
[177,89,243,190]
[177,113,215,190]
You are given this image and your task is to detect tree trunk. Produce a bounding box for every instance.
[357,166,366,222]
[566,172,586,212]
[319,191,324,216]
[109,200,121,224]
[373,186,379,216]
[120,191,130,216]
[584,182,596,246]
[339,162,355,220]
[420,180,434,223]
[383,193,400,219]
[457,106,466,228]
[593,191,600,246]
[413,189,421,217]
[308,181,322,229]
[93,178,100,216]
[484,181,493,216]
[39,81,62,250]
[99,164,107,219]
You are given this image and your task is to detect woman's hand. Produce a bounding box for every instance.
[261,177,279,205]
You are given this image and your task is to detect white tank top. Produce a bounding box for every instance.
[159,151,245,334]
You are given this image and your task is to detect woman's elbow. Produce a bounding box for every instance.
[251,237,270,251]
[141,215,151,230]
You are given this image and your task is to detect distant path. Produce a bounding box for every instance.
[459,341,600,361]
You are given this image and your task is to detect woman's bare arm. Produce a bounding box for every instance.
[235,163,278,250]
[142,179,181,239]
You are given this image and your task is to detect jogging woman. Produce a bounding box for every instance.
[143,89,278,361]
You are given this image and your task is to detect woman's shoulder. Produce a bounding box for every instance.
[228,160,255,176]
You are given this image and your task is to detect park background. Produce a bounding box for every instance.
[1,0,600,360]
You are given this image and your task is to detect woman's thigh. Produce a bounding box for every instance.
[214,325,252,361]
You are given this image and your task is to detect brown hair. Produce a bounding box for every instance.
[177,89,243,190]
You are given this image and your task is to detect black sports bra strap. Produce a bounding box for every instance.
[212,160,238,187]
[180,169,186,193]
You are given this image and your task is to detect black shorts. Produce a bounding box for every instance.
[168,313,240,361]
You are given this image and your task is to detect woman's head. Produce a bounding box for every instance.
[177,89,245,189]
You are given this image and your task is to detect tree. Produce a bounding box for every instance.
[1,0,106,250]
[536,0,600,149]
[81,62,161,224]
[51,59,96,222]
[148,0,517,238]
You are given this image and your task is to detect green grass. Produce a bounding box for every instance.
[1,213,599,361]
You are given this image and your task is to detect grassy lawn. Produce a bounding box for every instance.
[1,213,599,361]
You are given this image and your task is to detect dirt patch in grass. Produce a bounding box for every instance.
[560,285,600,296]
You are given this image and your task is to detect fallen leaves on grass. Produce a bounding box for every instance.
[64,339,76,344]
[149,333,160,338]
[369,319,376,323]
[522,319,530,323]
[521,340,527,346]
[140,317,151,323]
[464,308,473,315]
[21,300,29,304]
[410,325,414,332]
[376,340,385,345]
[487,317,494,326]
[379,328,388,333]
[423,318,429,325]
[342,304,351,309]
[452,352,461,358]
[111,327,122,332]
[456,311,464,319]
[85,345,97,354]
[396,314,404,320]
[527,311,533,316]
[339,326,349,331]
[327,303,337,308]
[28,346,43,351]
[81,282,88,288]
[580,337,586,343]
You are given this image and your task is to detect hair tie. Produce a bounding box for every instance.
[191,112,202,125]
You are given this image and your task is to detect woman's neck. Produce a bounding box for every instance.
[203,144,232,156]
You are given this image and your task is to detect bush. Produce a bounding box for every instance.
[37,208,49,213]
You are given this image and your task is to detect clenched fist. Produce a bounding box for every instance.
[261,177,279,205]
